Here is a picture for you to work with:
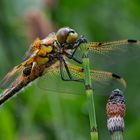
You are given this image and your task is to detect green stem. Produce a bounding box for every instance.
[111,132,123,140]
[82,53,98,140]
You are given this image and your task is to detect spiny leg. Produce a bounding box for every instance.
[59,36,87,81]
[59,56,83,82]
[71,36,87,57]
[59,56,72,80]
[67,36,87,59]
[64,36,87,64]
[64,51,82,64]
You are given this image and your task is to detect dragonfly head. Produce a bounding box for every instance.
[56,27,78,45]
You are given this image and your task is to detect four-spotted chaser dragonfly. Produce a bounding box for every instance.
[0,27,139,105]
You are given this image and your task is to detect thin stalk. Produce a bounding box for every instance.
[111,132,123,140]
[82,50,98,140]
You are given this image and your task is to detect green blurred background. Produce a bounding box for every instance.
[0,0,140,140]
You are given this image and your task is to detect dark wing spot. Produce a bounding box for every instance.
[98,42,102,45]
[128,39,137,43]
[112,73,121,79]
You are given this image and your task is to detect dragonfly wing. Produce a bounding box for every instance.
[23,38,41,60]
[83,40,139,54]
[41,32,57,45]
[37,62,126,95]
[0,64,24,89]
[90,70,126,95]
[0,55,37,90]
[80,40,140,71]
[23,45,33,60]
[37,61,85,95]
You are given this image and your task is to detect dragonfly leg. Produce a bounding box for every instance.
[64,52,83,64]
[71,36,87,58]
[59,56,70,81]
[64,36,87,64]
[59,56,83,82]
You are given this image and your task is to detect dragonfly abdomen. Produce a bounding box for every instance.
[0,79,30,105]
[0,64,45,105]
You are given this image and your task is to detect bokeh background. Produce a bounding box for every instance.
[0,0,140,140]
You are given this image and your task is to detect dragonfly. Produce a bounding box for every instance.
[0,27,139,105]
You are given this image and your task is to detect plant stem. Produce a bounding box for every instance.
[82,52,98,140]
[111,132,123,140]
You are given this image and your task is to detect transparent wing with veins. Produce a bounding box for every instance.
[83,39,139,54]
[79,39,140,71]
[0,57,34,90]
[23,38,41,60]
[37,61,126,95]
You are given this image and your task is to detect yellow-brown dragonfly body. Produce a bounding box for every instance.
[1,27,138,105]
[0,27,80,104]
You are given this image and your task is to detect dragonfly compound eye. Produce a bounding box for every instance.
[56,27,78,44]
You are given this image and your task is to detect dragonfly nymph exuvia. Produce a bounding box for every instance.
[0,27,139,105]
